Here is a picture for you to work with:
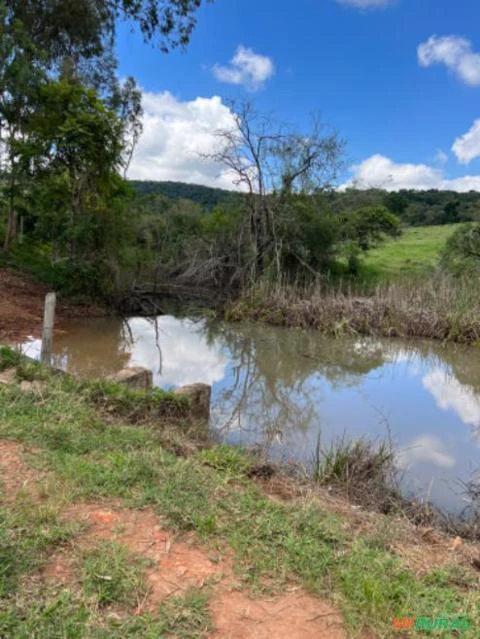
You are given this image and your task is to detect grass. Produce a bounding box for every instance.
[227,269,480,342]
[360,224,460,281]
[81,541,149,608]
[312,435,400,512]
[0,354,479,637]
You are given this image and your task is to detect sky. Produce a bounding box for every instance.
[116,0,480,192]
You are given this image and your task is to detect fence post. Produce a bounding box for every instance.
[40,292,56,366]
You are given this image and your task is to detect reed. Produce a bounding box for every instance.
[227,272,480,343]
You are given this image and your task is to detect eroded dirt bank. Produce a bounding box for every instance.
[0,267,104,344]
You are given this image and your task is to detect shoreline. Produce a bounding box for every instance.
[0,349,479,636]
[0,267,107,344]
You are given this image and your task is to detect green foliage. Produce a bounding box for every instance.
[81,541,148,608]
[84,379,190,422]
[5,0,212,61]
[360,224,459,282]
[331,187,480,227]
[441,222,480,275]
[131,180,240,210]
[0,346,21,371]
[0,501,77,597]
[279,195,340,274]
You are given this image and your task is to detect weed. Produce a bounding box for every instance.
[81,541,149,608]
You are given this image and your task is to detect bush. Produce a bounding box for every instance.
[440,223,480,275]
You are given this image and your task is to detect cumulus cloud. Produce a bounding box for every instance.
[337,0,395,7]
[343,154,480,192]
[418,35,480,87]
[212,46,275,90]
[452,119,480,164]
[128,91,240,188]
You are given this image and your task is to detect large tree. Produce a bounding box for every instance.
[1,0,212,253]
[208,101,345,282]
[4,0,212,62]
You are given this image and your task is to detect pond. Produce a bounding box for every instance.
[20,315,480,514]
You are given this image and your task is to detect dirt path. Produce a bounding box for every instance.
[0,439,347,638]
[0,267,103,344]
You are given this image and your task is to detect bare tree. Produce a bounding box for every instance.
[206,101,345,282]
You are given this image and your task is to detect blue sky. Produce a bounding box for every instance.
[116,0,480,191]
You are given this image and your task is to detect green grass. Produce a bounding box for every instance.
[0,356,479,637]
[361,224,460,280]
[81,541,149,608]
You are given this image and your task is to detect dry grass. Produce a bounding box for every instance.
[227,272,480,343]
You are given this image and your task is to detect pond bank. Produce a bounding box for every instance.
[226,275,480,343]
[0,267,106,344]
[0,351,479,637]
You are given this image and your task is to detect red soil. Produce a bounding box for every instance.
[0,267,102,344]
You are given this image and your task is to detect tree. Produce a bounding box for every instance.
[5,0,213,62]
[441,223,480,275]
[0,4,46,251]
[340,206,401,274]
[207,101,345,283]
[25,80,127,254]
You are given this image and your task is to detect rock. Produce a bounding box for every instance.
[174,383,211,422]
[0,368,17,385]
[108,367,153,391]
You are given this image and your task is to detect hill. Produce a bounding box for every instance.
[361,224,459,279]
[130,180,240,210]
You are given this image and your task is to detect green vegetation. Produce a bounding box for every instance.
[81,541,149,608]
[0,351,479,637]
[360,224,460,280]
[312,435,400,512]
[131,180,241,210]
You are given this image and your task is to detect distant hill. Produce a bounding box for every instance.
[129,180,241,210]
[130,180,480,226]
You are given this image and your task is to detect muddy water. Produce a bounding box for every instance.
[20,316,480,513]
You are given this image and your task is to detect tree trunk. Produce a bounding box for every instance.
[3,204,17,253]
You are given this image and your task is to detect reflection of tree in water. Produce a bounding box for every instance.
[203,322,390,446]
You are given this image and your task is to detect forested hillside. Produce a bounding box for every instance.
[130,180,241,210]
[131,181,480,226]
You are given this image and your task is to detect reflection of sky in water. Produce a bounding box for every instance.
[125,317,227,387]
[19,317,480,513]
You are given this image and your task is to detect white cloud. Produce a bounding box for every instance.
[128,91,240,188]
[344,154,480,192]
[452,119,480,164]
[418,35,480,87]
[212,46,275,91]
[337,0,395,7]
[397,435,456,469]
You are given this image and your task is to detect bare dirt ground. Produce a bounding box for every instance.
[0,439,348,638]
[0,267,103,344]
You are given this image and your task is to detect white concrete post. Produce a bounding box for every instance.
[40,292,56,366]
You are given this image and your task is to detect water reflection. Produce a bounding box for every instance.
[423,369,480,442]
[19,316,480,512]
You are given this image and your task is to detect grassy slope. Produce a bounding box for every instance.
[361,224,460,279]
[0,355,478,637]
